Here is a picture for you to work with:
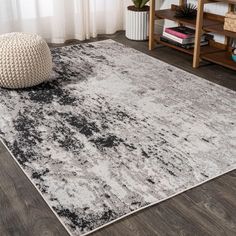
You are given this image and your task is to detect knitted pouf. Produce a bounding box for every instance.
[0,32,52,89]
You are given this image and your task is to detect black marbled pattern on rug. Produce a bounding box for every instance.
[0,40,236,235]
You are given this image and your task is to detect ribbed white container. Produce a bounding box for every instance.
[126,9,149,41]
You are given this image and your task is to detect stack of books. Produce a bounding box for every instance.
[160,26,210,49]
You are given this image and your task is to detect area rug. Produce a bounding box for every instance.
[0,39,235,236]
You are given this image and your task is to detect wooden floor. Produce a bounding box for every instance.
[1,32,236,236]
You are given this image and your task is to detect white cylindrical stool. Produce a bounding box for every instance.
[0,32,52,89]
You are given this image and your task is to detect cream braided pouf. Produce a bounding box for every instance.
[0,32,52,89]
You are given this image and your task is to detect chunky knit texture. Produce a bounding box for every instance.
[0,32,52,89]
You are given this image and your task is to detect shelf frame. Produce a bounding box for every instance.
[149,0,156,50]
[193,0,205,68]
[149,0,236,71]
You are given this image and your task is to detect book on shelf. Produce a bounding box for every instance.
[160,36,209,49]
[163,31,206,44]
[165,26,196,39]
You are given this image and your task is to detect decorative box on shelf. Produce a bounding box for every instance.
[224,12,236,32]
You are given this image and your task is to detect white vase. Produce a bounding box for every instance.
[126,7,149,41]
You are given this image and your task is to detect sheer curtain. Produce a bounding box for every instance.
[0,0,131,43]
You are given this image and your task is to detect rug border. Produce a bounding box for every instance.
[0,138,73,236]
[1,137,235,236]
[81,168,236,236]
[1,39,236,236]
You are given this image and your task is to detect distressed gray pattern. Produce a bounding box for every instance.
[0,40,235,235]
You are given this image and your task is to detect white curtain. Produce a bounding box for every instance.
[0,0,132,43]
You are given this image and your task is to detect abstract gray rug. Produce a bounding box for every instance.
[0,39,235,236]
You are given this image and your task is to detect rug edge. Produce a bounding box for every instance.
[0,138,73,236]
[1,112,236,236]
[2,39,236,235]
[81,166,236,236]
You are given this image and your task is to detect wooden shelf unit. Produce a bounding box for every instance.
[149,0,236,71]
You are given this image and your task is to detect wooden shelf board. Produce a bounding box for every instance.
[202,51,236,71]
[156,9,236,38]
[207,0,236,4]
[200,43,225,55]
[154,34,194,55]
[204,24,236,38]
[154,34,223,56]
[155,9,195,27]
[155,9,219,28]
